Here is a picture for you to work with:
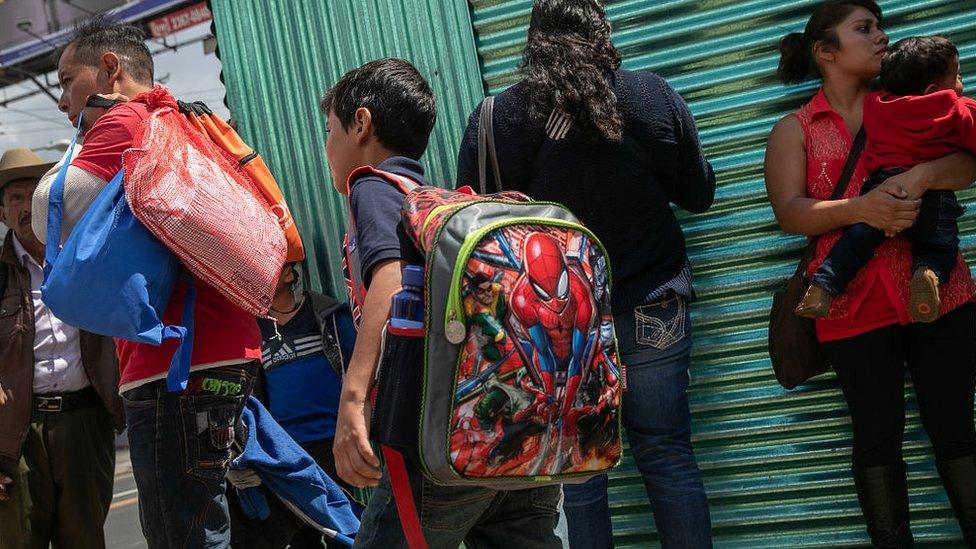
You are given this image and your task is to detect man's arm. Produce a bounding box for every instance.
[32,101,138,244]
[333,258,403,487]
[32,164,108,245]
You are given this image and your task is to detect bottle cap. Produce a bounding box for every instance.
[402,265,424,288]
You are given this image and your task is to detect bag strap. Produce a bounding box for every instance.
[164,274,197,392]
[43,113,84,279]
[829,126,867,201]
[477,96,503,194]
[799,126,867,267]
[381,445,428,549]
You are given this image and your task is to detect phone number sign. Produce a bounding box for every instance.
[148,2,212,38]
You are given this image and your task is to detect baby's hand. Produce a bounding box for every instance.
[880,167,929,201]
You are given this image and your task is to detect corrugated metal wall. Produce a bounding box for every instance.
[210,0,975,545]
[208,0,485,295]
[468,0,974,547]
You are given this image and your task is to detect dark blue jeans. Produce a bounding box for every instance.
[813,171,964,294]
[563,293,712,548]
[123,362,257,549]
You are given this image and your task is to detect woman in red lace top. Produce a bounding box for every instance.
[764,1,976,545]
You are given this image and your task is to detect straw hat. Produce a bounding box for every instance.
[0,148,56,191]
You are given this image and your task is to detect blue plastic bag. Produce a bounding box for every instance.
[41,114,194,391]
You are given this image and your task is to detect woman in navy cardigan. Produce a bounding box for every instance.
[456,1,716,546]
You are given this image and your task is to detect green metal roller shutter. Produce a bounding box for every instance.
[469,0,976,546]
[208,0,485,296]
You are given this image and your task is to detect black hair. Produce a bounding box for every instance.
[777,0,883,84]
[521,0,622,143]
[287,262,301,293]
[320,58,436,160]
[57,17,154,85]
[881,36,959,96]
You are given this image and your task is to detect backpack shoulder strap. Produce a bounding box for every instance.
[344,166,420,234]
[342,166,421,328]
[347,166,420,197]
[478,96,502,194]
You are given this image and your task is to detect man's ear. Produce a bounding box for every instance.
[100,52,123,86]
[353,107,373,145]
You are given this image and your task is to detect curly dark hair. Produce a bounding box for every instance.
[521,0,622,143]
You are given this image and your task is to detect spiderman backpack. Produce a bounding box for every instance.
[342,98,623,508]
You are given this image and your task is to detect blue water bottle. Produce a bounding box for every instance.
[390,265,425,330]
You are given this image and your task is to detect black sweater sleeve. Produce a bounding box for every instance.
[634,72,716,214]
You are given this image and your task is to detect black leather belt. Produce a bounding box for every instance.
[34,387,100,413]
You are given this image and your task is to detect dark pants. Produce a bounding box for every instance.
[813,171,964,294]
[823,303,976,468]
[354,453,561,549]
[563,293,712,548]
[123,362,257,549]
[0,399,115,549]
[228,436,358,549]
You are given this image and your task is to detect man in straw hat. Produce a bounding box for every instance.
[0,147,123,548]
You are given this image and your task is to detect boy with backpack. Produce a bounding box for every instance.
[322,58,562,547]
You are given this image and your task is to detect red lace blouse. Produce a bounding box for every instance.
[794,89,975,342]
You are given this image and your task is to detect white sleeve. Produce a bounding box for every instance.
[31,146,109,245]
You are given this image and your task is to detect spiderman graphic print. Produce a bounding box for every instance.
[450,225,621,478]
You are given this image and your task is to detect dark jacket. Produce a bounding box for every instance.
[253,291,355,400]
[308,292,353,378]
[0,231,124,467]
[456,69,715,313]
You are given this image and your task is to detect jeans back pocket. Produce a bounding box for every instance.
[181,395,241,480]
[634,293,687,350]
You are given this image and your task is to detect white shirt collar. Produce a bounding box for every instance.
[10,232,41,269]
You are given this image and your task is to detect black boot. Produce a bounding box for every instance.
[936,455,976,547]
[852,462,914,548]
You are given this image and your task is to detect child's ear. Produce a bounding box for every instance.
[354,107,373,144]
[923,83,939,95]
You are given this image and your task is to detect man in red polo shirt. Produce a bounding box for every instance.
[41,18,261,548]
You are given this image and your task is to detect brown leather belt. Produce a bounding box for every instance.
[34,387,100,413]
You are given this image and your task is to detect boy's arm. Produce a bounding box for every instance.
[333,258,403,488]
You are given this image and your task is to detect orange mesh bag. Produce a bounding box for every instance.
[123,92,286,316]
[179,101,305,262]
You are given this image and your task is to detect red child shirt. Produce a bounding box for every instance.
[71,86,261,391]
[862,89,976,173]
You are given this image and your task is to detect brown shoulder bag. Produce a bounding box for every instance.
[768,127,866,389]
